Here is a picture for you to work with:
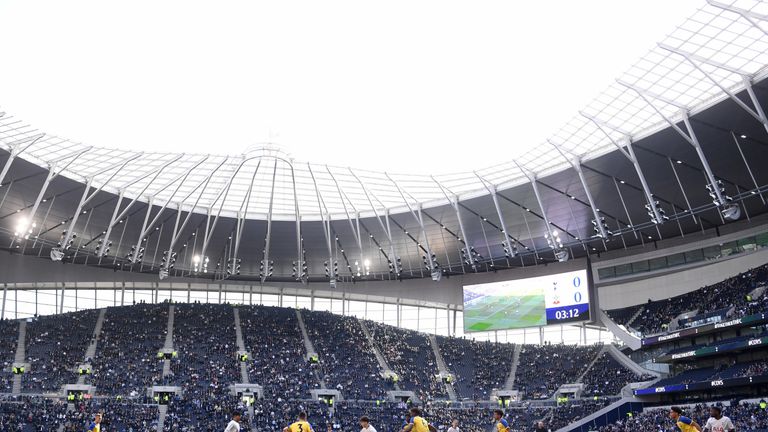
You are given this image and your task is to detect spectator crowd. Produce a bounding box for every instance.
[599,401,768,432]
[581,353,655,397]
[607,264,768,335]
[91,303,168,396]
[304,311,387,400]
[514,343,601,399]
[436,336,515,400]
[24,309,98,392]
[367,321,448,401]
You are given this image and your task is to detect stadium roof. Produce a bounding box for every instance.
[0,0,767,282]
[0,1,766,221]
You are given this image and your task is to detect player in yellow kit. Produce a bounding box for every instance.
[87,413,102,432]
[670,407,702,432]
[284,412,314,432]
[493,410,510,432]
[402,407,437,432]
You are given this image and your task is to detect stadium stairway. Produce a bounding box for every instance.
[232,307,250,384]
[624,306,645,328]
[597,309,642,350]
[11,319,26,394]
[295,310,326,389]
[556,397,647,432]
[161,305,175,378]
[605,344,660,378]
[427,334,457,401]
[78,308,106,385]
[503,344,522,390]
[668,309,699,331]
[233,307,256,419]
[157,404,168,431]
[576,345,609,384]
[357,318,400,390]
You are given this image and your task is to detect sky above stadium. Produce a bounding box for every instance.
[0,0,701,174]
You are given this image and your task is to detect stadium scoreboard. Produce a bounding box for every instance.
[462,269,591,332]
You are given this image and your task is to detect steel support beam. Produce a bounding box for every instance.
[622,81,728,209]
[743,77,768,135]
[350,169,401,276]
[582,112,665,224]
[680,111,728,206]
[58,154,142,257]
[261,160,278,283]
[199,157,249,264]
[229,161,260,278]
[100,154,184,256]
[732,131,766,205]
[475,175,516,259]
[616,79,688,109]
[0,133,45,187]
[327,167,366,277]
[706,0,768,37]
[307,164,335,282]
[164,157,230,265]
[130,156,211,263]
[659,43,768,134]
[549,141,608,239]
[289,162,303,284]
[385,173,438,276]
[21,148,91,239]
[514,162,561,254]
[431,177,478,269]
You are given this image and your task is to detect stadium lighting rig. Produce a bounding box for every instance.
[226,257,242,277]
[707,180,741,222]
[291,238,309,284]
[192,255,209,273]
[159,250,178,279]
[502,241,517,259]
[93,233,112,257]
[645,200,669,224]
[13,217,35,240]
[325,259,339,289]
[387,257,402,277]
[591,217,613,238]
[460,246,485,271]
[545,230,569,263]
[50,230,77,262]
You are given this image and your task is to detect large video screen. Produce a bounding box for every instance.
[463,269,590,332]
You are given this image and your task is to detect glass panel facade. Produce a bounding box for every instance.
[1,285,618,345]
[597,231,768,280]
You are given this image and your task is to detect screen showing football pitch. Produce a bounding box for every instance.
[462,269,590,332]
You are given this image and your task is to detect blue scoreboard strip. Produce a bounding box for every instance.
[545,303,591,325]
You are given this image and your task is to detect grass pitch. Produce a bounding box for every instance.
[463,293,546,332]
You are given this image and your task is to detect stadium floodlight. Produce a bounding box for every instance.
[591,217,614,238]
[13,218,35,240]
[50,249,65,261]
[555,249,569,263]
[705,180,740,221]
[431,269,442,282]
[645,201,669,224]
[721,204,741,221]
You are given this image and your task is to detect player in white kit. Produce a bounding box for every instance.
[224,410,242,432]
[703,406,734,432]
[360,416,377,432]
